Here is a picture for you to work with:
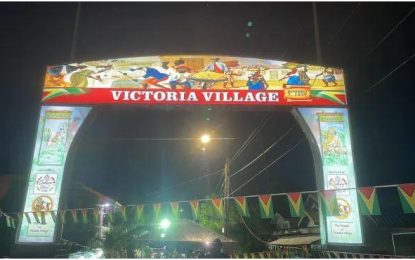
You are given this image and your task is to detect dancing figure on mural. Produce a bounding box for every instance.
[246,70,269,90]
[315,68,338,87]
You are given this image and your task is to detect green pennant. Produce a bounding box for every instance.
[287,193,305,217]
[319,190,340,216]
[258,195,274,219]
[50,211,58,223]
[357,187,381,215]
[153,203,161,221]
[6,216,12,228]
[24,212,32,224]
[81,209,88,224]
[189,200,199,220]
[233,196,250,217]
[135,205,144,223]
[397,183,415,213]
[59,210,66,224]
[119,206,127,221]
[170,202,180,220]
[70,209,78,223]
[93,208,100,224]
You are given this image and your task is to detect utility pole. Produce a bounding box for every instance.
[223,158,230,237]
[312,2,323,64]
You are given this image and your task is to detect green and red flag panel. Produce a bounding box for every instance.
[397,183,415,213]
[189,200,199,220]
[319,190,340,216]
[70,209,78,223]
[234,196,250,217]
[357,187,381,215]
[153,203,162,221]
[135,204,144,222]
[170,202,180,219]
[258,195,274,219]
[93,208,100,224]
[119,206,127,221]
[287,192,305,217]
[212,198,224,218]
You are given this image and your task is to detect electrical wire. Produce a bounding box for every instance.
[327,3,361,45]
[367,7,415,57]
[230,187,268,244]
[230,128,293,178]
[366,53,415,92]
[227,139,305,198]
[146,168,223,196]
[230,113,272,163]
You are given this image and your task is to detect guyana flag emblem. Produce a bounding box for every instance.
[153,203,162,221]
[397,183,415,213]
[170,202,180,220]
[258,195,274,219]
[287,193,305,217]
[319,190,340,216]
[189,200,199,220]
[234,196,250,217]
[357,187,381,215]
[211,198,224,218]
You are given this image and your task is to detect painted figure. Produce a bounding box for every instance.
[169,59,193,89]
[247,70,268,90]
[280,68,306,86]
[317,68,338,86]
[140,61,174,88]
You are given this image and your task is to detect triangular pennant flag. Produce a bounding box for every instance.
[107,210,114,223]
[397,183,415,213]
[319,190,340,216]
[153,203,161,221]
[70,209,78,223]
[258,252,265,258]
[189,200,199,220]
[357,187,381,215]
[11,218,16,229]
[39,212,46,224]
[119,206,127,221]
[59,210,66,224]
[287,192,305,217]
[250,253,256,258]
[211,198,224,218]
[258,195,274,219]
[135,205,144,222]
[81,209,88,224]
[234,196,250,217]
[265,251,271,258]
[24,212,32,224]
[6,216,12,228]
[93,208,100,224]
[243,253,248,258]
[170,202,180,220]
[16,212,23,224]
[50,211,57,223]
[32,212,41,224]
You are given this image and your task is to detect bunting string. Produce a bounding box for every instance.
[1,183,414,227]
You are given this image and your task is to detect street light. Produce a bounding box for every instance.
[200,134,210,144]
[159,218,171,229]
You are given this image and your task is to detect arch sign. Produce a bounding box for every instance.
[17,55,362,245]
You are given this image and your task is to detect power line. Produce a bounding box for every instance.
[146,168,223,197]
[230,187,268,244]
[230,128,293,178]
[327,3,361,45]
[230,113,272,163]
[367,7,415,57]
[227,139,305,198]
[366,53,415,92]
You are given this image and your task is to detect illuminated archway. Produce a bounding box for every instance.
[16,55,362,245]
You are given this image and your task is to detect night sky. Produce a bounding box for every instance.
[1,2,414,207]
